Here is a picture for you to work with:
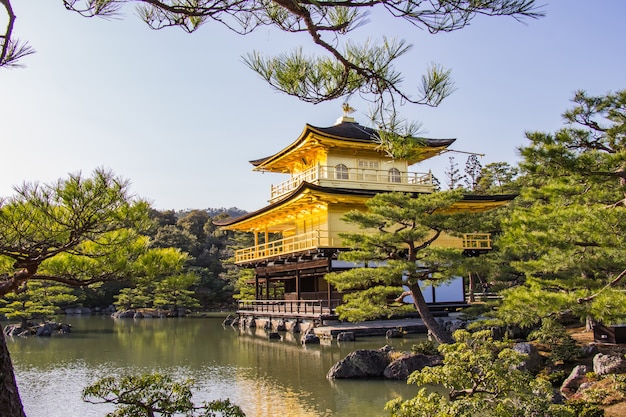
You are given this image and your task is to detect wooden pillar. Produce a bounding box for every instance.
[254,271,260,300]
[254,232,259,259]
[327,279,331,308]
[296,269,301,301]
[327,257,332,308]
[265,276,270,300]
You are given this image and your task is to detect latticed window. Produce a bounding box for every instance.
[357,160,379,170]
[388,168,401,183]
[335,164,349,179]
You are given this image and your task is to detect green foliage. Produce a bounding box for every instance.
[559,400,605,417]
[0,280,77,324]
[334,285,414,322]
[464,154,483,191]
[386,329,582,417]
[82,373,245,417]
[114,287,152,310]
[475,162,520,194]
[577,374,626,407]
[464,317,505,332]
[537,368,567,387]
[497,90,626,326]
[372,114,426,161]
[151,225,199,255]
[528,319,581,363]
[411,339,439,356]
[0,169,209,417]
[153,273,201,312]
[145,209,241,309]
[8,0,543,124]
[496,282,576,328]
[326,190,494,343]
[114,270,201,313]
[444,156,464,189]
[0,169,163,296]
[232,269,256,301]
[458,303,494,321]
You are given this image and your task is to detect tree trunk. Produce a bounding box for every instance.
[409,283,454,344]
[0,324,27,417]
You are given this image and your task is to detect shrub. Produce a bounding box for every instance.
[528,318,581,363]
[410,340,438,356]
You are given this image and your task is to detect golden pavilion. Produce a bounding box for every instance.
[215,112,514,321]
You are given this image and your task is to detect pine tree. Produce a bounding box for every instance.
[445,156,465,189]
[496,89,626,327]
[326,190,490,344]
[0,169,189,416]
[464,154,483,191]
[0,281,77,327]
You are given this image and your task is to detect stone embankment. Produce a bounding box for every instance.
[326,333,626,416]
[112,308,190,318]
[326,345,442,380]
[3,322,71,337]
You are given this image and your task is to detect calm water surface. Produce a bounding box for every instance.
[7,316,424,417]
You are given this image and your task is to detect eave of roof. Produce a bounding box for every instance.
[213,182,516,228]
[249,121,456,170]
[213,182,377,227]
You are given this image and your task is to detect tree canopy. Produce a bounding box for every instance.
[1,0,542,122]
[496,89,626,327]
[386,330,603,417]
[0,169,191,417]
[326,189,492,344]
[82,373,246,417]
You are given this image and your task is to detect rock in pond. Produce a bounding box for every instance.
[327,346,393,379]
[383,353,443,380]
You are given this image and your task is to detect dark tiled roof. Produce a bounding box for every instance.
[250,121,456,167]
[313,122,456,148]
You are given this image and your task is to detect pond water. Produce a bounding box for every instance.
[7,316,424,417]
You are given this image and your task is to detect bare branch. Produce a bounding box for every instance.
[0,0,35,67]
[577,268,626,304]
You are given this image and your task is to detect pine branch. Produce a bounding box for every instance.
[577,268,626,304]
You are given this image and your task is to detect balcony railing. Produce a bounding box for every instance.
[234,231,491,264]
[462,233,491,249]
[270,165,433,201]
[237,300,336,318]
[234,230,341,263]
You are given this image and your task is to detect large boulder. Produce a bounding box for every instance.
[512,342,543,374]
[385,328,404,339]
[580,343,599,358]
[383,353,443,380]
[337,332,355,342]
[302,333,320,345]
[35,323,54,337]
[327,346,394,379]
[593,353,626,375]
[112,310,136,318]
[4,322,72,337]
[560,365,589,395]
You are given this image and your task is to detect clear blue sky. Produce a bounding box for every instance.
[1,1,625,211]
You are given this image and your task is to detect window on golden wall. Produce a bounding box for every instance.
[388,168,401,183]
[335,164,349,180]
